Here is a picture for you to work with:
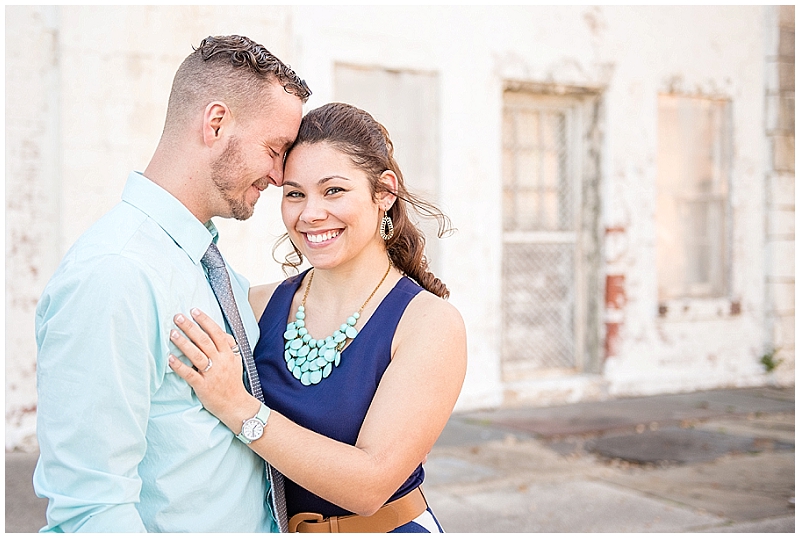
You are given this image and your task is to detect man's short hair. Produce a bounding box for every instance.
[165,35,311,132]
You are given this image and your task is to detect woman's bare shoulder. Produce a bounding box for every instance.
[387,286,467,397]
[399,288,466,342]
[248,281,283,322]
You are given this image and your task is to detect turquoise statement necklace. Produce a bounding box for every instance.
[283,261,392,386]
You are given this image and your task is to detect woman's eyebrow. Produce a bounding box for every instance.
[283,175,353,188]
[318,175,352,184]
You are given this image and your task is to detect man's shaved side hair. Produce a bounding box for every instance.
[163,35,311,136]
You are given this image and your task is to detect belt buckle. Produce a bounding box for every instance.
[288,511,325,533]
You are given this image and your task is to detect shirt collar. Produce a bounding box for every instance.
[121,171,218,265]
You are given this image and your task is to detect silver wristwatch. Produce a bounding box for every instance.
[236,403,271,445]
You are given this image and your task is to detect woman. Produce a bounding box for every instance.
[168,102,467,532]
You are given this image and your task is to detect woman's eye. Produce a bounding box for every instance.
[285,190,304,199]
[326,187,345,196]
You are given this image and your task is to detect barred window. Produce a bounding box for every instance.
[656,95,731,300]
[502,91,582,375]
[503,103,573,232]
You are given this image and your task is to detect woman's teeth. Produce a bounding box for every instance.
[307,230,340,243]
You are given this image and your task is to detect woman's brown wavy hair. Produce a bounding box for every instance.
[275,102,452,299]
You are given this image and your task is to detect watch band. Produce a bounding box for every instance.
[236,403,271,444]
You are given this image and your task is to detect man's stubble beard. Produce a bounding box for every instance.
[210,136,262,221]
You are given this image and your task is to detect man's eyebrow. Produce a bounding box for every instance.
[265,137,295,150]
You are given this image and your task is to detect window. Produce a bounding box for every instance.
[502,90,588,376]
[335,64,441,270]
[656,95,731,300]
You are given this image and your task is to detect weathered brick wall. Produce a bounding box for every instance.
[764,5,795,383]
[5,5,295,451]
[6,6,791,450]
[6,6,62,450]
[599,6,773,395]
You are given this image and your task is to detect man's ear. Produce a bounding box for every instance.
[378,170,398,210]
[202,102,231,147]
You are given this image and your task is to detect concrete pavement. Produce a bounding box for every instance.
[6,386,794,532]
[425,386,795,532]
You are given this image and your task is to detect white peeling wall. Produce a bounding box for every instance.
[5,5,299,450]
[6,6,62,450]
[283,5,778,402]
[597,6,772,394]
[6,6,790,450]
[763,6,796,387]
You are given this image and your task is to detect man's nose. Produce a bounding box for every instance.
[268,161,285,187]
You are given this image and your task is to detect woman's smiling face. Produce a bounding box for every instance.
[281,142,384,270]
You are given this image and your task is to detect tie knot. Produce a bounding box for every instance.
[201,242,226,269]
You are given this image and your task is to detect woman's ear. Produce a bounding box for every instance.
[202,101,231,148]
[377,170,398,210]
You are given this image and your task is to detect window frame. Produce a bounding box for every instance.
[655,93,735,320]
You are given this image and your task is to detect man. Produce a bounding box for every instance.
[33,35,310,532]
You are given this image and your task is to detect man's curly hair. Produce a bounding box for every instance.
[164,35,310,133]
[195,35,310,100]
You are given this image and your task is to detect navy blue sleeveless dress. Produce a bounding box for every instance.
[252,270,444,533]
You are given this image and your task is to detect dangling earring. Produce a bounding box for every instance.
[380,211,394,241]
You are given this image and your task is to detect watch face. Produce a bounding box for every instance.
[242,418,264,441]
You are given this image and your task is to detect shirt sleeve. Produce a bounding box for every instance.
[33,254,161,532]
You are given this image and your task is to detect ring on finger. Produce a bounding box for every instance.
[231,344,241,355]
[203,357,213,373]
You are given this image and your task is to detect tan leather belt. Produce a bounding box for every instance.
[288,487,428,533]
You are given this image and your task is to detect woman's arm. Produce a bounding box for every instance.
[168,293,466,516]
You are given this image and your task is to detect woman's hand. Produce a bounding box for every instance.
[168,308,260,431]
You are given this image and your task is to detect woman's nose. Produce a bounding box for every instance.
[298,197,326,223]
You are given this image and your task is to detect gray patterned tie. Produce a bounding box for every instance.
[201,242,289,532]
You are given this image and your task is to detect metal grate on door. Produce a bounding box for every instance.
[502,93,581,374]
[502,242,576,369]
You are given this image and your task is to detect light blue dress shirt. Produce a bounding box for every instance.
[33,172,277,532]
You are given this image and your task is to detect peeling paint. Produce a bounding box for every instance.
[5,5,794,451]
[582,6,607,37]
[605,275,626,309]
[605,322,622,358]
